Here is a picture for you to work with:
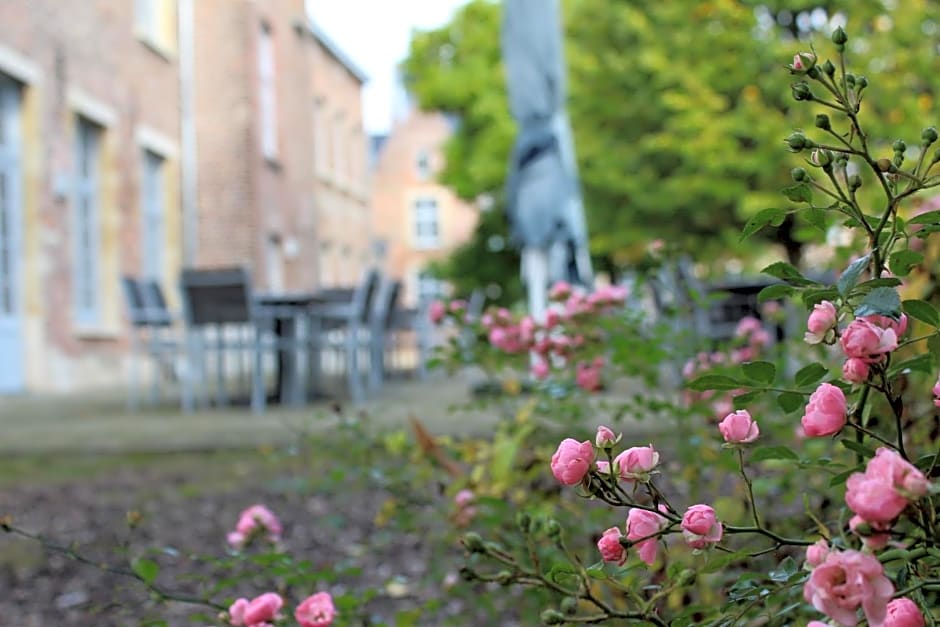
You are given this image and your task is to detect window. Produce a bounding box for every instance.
[413,197,440,249]
[258,24,278,160]
[416,149,431,181]
[140,150,165,281]
[73,117,102,324]
[135,0,177,53]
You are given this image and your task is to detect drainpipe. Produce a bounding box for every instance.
[178,0,198,266]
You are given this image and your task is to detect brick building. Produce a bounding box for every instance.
[0,0,370,392]
[371,108,478,306]
[0,0,184,392]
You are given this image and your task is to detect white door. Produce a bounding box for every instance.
[0,75,23,393]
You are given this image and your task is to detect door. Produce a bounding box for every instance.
[0,75,23,393]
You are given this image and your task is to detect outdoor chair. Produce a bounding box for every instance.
[120,276,181,409]
[179,267,308,414]
[368,277,401,391]
[307,269,381,404]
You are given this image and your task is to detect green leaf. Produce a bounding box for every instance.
[794,363,828,387]
[887,353,935,377]
[742,361,776,384]
[908,209,940,225]
[801,286,840,307]
[781,183,813,203]
[756,283,793,303]
[740,208,787,241]
[132,558,160,585]
[761,262,818,287]
[585,562,607,579]
[837,254,871,296]
[804,207,827,232]
[829,468,857,487]
[687,374,744,392]
[702,550,751,573]
[888,250,924,277]
[854,277,903,290]
[777,391,806,414]
[928,335,940,362]
[902,299,939,327]
[853,287,901,318]
[750,446,800,462]
[840,439,877,459]
[732,390,763,409]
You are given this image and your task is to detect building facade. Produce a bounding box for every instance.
[0,0,184,391]
[371,109,478,306]
[0,0,370,392]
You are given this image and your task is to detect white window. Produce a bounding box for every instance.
[140,150,165,280]
[416,149,431,181]
[258,24,278,160]
[413,197,440,249]
[73,117,102,324]
[135,0,175,52]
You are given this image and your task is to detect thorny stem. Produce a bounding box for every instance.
[737,448,761,528]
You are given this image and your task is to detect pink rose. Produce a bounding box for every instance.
[454,489,475,508]
[842,358,870,384]
[519,316,536,342]
[488,327,507,348]
[241,593,283,626]
[595,425,618,448]
[576,360,603,392]
[229,598,250,626]
[230,505,282,548]
[626,508,667,565]
[613,445,660,482]
[531,359,550,380]
[718,410,760,444]
[597,526,626,564]
[792,53,806,70]
[849,515,891,551]
[807,623,829,627]
[801,383,846,437]
[867,447,930,499]
[681,504,722,550]
[864,314,908,339]
[550,439,594,485]
[840,318,897,362]
[933,373,940,407]
[545,309,562,328]
[884,598,925,627]
[735,316,763,338]
[596,460,611,475]
[428,300,446,325]
[803,549,894,627]
[805,539,829,568]
[845,473,909,524]
[295,592,336,627]
[549,281,572,301]
[805,300,837,344]
[449,299,466,313]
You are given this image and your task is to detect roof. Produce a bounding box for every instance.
[304,19,369,84]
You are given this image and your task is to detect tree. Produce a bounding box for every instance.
[403,0,940,286]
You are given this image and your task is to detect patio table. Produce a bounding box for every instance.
[254,292,327,406]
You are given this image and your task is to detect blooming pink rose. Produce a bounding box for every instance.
[488,327,507,348]
[845,473,909,524]
[803,549,894,627]
[801,383,847,437]
[718,410,760,444]
[576,360,603,392]
[550,439,594,485]
[596,460,611,475]
[449,299,467,313]
[805,539,829,568]
[428,300,446,325]
[867,447,930,500]
[545,309,562,329]
[735,316,763,338]
[549,281,572,301]
[595,425,618,448]
[626,508,667,565]
[454,489,475,508]
[295,592,336,627]
[243,593,283,626]
[805,300,838,344]
[597,526,626,564]
[481,313,494,327]
[840,318,898,362]
[681,504,722,550]
[613,445,660,482]
[807,623,829,627]
[884,598,925,627]
[933,374,940,407]
[230,505,282,548]
[531,358,550,380]
[842,357,870,384]
[864,314,908,339]
[229,598,250,626]
[518,316,536,342]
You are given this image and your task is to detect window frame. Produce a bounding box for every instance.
[412,196,440,250]
[72,116,103,326]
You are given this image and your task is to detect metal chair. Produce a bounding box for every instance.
[179,267,306,414]
[308,269,381,404]
[369,278,402,391]
[120,276,180,409]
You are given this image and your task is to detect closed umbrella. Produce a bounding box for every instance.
[502,0,593,321]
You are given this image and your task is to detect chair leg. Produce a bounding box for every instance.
[369,324,383,392]
[251,324,266,415]
[346,324,363,404]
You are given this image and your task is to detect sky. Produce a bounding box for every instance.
[305,0,469,135]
